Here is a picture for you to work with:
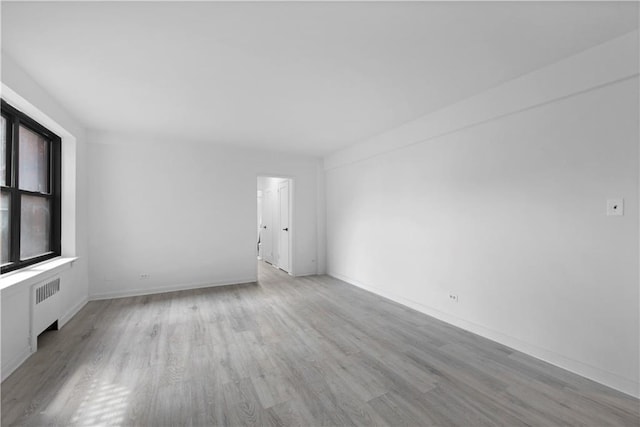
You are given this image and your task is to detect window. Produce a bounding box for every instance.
[1,100,61,274]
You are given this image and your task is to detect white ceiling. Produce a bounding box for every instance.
[1,2,638,156]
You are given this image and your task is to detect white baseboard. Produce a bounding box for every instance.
[1,345,32,382]
[293,270,317,277]
[329,271,640,399]
[59,297,88,328]
[89,277,257,301]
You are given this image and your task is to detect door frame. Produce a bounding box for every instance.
[257,175,295,276]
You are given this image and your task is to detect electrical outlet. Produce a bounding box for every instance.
[449,293,459,303]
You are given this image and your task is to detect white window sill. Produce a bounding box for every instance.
[0,257,78,293]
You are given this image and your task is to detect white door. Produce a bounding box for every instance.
[278,180,290,273]
[262,189,274,264]
[257,191,263,258]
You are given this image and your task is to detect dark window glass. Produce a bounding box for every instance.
[1,191,9,264]
[19,125,50,193]
[1,115,6,186]
[20,195,51,259]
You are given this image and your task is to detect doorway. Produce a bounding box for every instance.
[257,176,293,274]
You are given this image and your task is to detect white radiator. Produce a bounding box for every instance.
[31,277,61,350]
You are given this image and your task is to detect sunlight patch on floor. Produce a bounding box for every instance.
[70,379,130,425]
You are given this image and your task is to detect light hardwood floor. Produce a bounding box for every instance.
[2,262,639,426]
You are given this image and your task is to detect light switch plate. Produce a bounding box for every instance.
[607,199,624,216]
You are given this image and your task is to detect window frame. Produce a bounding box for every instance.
[1,99,61,274]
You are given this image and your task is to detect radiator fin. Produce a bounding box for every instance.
[35,278,60,305]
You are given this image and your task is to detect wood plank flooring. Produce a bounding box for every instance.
[2,262,639,426]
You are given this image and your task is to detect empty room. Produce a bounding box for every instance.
[1,1,639,425]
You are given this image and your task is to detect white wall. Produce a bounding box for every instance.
[87,133,323,299]
[1,53,89,380]
[325,31,640,397]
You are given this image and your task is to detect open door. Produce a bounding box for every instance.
[277,180,290,273]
